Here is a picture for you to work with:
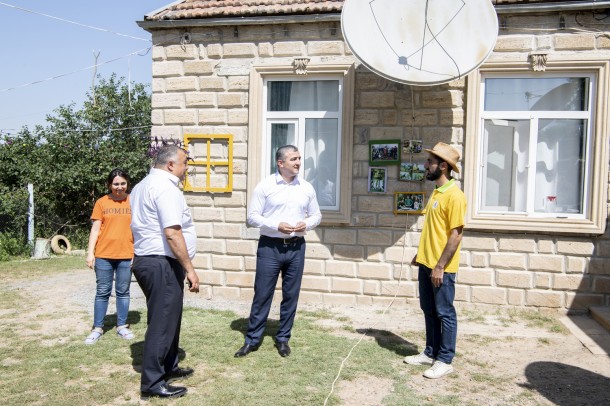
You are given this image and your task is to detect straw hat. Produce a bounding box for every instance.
[424,142,461,173]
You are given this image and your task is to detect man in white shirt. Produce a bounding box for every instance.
[235,145,322,358]
[130,145,200,399]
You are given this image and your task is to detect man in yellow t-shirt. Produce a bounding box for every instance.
[404,142,466,379]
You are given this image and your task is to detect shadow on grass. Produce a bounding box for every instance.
[356,328,418,357]
[101,310,142,333]
[230,317,282,347]
[521,361,610,405]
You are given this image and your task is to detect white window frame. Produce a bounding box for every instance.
[464,59,610,234]
[247,63,355,223]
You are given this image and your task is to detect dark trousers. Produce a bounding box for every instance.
[132,255,185,392]
[245,236,306,345]
[418,265,457,364]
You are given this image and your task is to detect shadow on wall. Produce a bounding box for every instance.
[567,221,610,354]
[521,362,610,405]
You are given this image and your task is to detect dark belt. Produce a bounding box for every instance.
[260,235,304,246]
[134,254,174,260]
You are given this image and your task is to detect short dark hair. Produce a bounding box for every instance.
[107,169,130,189]
[275,145,298,162]
[154,145,184,167]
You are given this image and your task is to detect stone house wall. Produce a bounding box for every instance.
[147,11,610,311]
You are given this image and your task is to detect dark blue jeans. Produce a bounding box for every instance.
[418,265,457,364]
[245,236,306,345]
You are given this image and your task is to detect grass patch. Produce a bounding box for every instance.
[0,257,439,406]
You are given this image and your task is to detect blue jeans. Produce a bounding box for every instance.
[93,258,132,328]
[418,265,457,364]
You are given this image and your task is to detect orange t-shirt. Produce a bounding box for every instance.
[91,195,134,259]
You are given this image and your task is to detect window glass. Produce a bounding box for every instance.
[269,123,296,174]
[485,77,589,111]
[304,118,339,208]
[267,80,339,111]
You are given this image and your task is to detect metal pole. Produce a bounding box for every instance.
[28,183,34,246]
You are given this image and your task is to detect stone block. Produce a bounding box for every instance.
[553,274,588,291]
[528,254,563,273]
[439,109,464,126]
[308,41,344,55]
[324,228,357,245]
[225,271,254,287]
[225,240,257,256]
[455,284,470,302]
[184,60,217,75]
[228,109,249,125]
[301,275,330,291]
[354,109,379,125]
[223,43,257,58]
[215,193,246,208]
[228,76,250,90]
[592,277,610,294]
[211,255,243,271]
[273,41,305,56]
[556,240,594,256]
[213,223,243,239]
[153,61,183,77]
[588,258,610,275]
[152,93,185,109]
[566,256,587,274]
[471,287,507,305]
[525,290,563,308]
[358,230,393,246]
[534,273,552,289]
[164,110,197,125]
[334,244,365,261]
[565,293,604,310]
[555,34,595,50]
[198,238,226,254]
[199,109,227,125]
[325,261,357,277]
[200,269,223,285]
[471,252,488,268]
[164,44,198,59]
[380,281,417,297]
[360,92,395,108]
[462,236,496,251]
[494,35,535,51]
[192,253,210,269]
[363,280,380,295]
[496,270,532,288]
[458,268,493,285]
[385,246,417,263]
[218,92,245,107]
[421,90,463,108]
[212,286,241,300]
[185,92,215,108]
[507,289,525,306]
[206,44,223,58]
[166,77,198,92]
[499,237,536,253]
[332,277,363,294]
[489,253,526,270]
[200,77,226,91]
[299,291,323,304]
[192,207,224,222]
[306,243,332,259]
[358,262,392,280]
[304,259,324,275]
[537,239,555,254]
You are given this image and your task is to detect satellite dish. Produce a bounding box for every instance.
[341,0,499,86]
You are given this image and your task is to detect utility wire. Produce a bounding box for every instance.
[0,1,150,42]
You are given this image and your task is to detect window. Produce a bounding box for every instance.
[247,64,355,223]
[464,61,609,234]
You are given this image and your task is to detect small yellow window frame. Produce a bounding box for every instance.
[183,133,233,193]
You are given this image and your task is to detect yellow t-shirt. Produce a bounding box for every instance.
[416,179,466,273]
[91,195,134,259]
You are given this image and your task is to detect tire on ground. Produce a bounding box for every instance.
[50,235,72,255]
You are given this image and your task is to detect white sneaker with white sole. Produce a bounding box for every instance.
[403,351,434,366]
[423,360,454,379]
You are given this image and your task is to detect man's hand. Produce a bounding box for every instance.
[411,255,418,266]
[293,221,306,232]
[431,265,444,288]
[186,270,200,293]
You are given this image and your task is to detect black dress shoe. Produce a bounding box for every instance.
[141,383,187,399]
[234,343,259,358]
[164,367,194,383]
[276,341,291,357]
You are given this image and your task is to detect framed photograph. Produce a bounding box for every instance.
[368,167,387,193]
[394,192,425,214]
[402,139,423,155]
[369,139,400,165]
[399,162,426,181]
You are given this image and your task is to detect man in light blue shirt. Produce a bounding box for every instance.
[235,145,322,358]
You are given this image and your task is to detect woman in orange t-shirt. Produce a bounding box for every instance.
[84,169,135,345]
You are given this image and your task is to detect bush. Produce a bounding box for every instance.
[0,232,29,261]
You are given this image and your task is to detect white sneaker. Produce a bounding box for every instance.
[403,351,434,366]
[423,360,454,379]
[84,328,103,345]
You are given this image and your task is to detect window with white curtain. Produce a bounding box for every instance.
[464,62,610,234]
[262,78,342,210]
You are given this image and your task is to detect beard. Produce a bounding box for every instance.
[425,166,442,181]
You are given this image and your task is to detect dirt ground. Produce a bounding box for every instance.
[13,266,610,405]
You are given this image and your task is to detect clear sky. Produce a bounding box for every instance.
[0,1,172,135]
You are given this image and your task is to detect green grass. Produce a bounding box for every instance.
[0,257,434,406]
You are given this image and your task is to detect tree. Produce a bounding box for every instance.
[0,74,152,250]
